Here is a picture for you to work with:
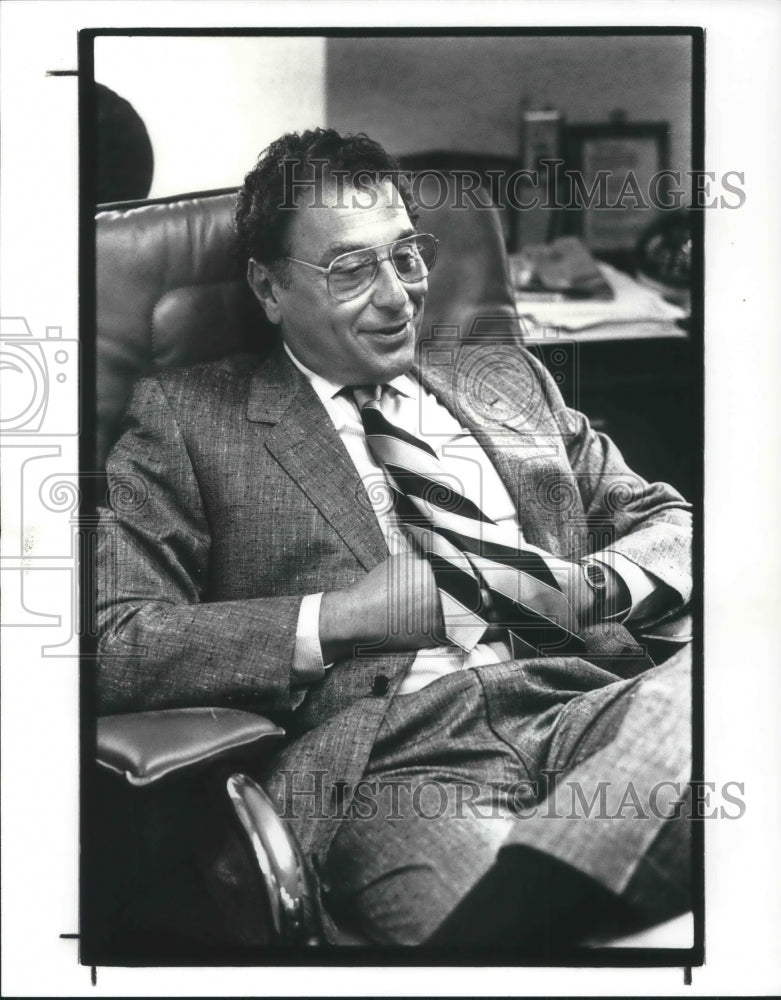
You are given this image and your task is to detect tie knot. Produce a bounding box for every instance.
[350,384,383,411]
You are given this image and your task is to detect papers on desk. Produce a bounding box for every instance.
[514,261,688,342]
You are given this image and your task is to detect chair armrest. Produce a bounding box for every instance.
[642,610,693,643]
[639,609,693,665]
[226,773,324,946]
[97,708,285,786]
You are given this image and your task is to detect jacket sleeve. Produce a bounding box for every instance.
[525,350,693,617]
[96,377,307,716]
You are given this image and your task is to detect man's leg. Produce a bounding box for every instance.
[326,647,691,946]
[326,780,517,945]
[431,646,692,946]
[325,667,523,945]
[507,644,692,915]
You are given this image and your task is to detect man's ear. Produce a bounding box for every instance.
[247,258,283,325]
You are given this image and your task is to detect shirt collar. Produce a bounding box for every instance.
[283,341,417,404]
[283,342,343,408]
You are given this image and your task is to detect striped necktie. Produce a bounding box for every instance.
[354,385,585,658]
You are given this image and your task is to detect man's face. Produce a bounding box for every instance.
[269,179,427,385]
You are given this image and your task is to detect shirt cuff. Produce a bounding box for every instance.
[292,592,329,684]
[591,551,660,624]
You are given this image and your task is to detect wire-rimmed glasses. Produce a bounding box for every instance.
[285,233,439,301]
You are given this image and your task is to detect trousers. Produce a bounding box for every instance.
[326,645,692,945]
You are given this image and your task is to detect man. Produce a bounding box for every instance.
[97,128,693,949]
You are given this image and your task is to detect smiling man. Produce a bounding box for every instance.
[97,128,693,950]
[248,176,426,385]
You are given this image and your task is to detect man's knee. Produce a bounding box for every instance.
[324,793,513,945]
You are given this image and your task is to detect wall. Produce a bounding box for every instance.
[94,36,326,198]
[326,34,692,176]
[92,34,692,203]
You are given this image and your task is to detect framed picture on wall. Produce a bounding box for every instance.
[564,121,670,256]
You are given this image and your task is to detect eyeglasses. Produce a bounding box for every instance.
[285,233,439,302]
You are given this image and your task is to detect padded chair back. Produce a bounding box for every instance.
[95,175,517,470]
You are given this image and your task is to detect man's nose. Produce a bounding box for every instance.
[371,258,409,310]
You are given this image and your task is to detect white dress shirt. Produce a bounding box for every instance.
[283,343,658,695]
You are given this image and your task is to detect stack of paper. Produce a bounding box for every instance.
[515,262,687,342]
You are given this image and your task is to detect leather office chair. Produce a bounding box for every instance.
[90,175,519,957]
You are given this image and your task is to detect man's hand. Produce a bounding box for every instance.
[318,550,632,664]
[319,552,446,662]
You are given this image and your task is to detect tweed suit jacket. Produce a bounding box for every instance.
[97,336,692,866]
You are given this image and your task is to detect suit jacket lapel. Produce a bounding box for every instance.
[415,348,566,547]
[246,340,567,564]
[247,343,388,571]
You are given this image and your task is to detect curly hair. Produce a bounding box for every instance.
[234,127,418,276]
